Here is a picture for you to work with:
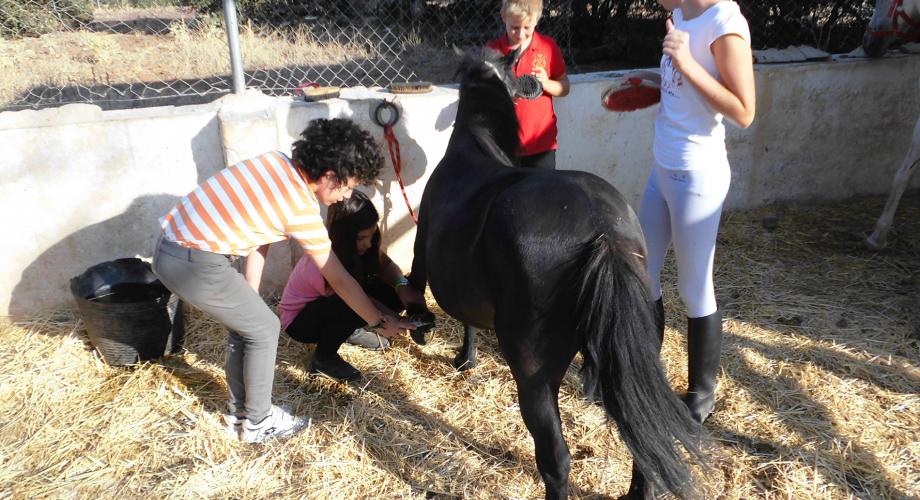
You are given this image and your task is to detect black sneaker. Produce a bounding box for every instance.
[310,351,362,382]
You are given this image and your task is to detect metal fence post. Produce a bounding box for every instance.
[223,0,246,94]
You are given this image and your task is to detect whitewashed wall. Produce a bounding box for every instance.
[2,55,919,317]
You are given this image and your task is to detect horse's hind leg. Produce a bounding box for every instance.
[868,114,920,250]
[623,464,656,499]
[453,324,478,370]
[500,328,577,500]
[517,377,571,499]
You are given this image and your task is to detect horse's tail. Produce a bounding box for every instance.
[576,234,704,498]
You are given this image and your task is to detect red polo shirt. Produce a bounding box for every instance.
[487,32,567,157]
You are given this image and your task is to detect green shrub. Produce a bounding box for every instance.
[0,0,94,38]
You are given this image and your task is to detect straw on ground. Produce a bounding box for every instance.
[1,193,918,498]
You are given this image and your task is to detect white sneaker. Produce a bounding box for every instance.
[241,405,310,444]
[347,327,389,350]
[223,412,244,440]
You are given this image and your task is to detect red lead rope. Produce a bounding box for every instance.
[374,100,417,224]
[382,123,417,224]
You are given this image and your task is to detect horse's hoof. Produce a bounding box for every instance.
[408,315,435,345]
[617,490,654,500]
[410,329,428,345]
[453,354,476,371]
[406,307,435,345]
[866,232,887,251]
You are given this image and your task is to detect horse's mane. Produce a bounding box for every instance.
[453,52,520,166]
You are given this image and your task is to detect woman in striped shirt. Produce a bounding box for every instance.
[152,118,414,443]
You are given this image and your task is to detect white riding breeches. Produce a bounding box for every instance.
[638,160,730,319]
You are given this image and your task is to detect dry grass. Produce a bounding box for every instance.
[2,192,919,499]
[0,9,377,105]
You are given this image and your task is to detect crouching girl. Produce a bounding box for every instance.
[280,191,429,382]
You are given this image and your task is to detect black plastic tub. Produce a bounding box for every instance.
[70,258,183,366]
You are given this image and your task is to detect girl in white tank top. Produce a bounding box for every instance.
[636,0,756,425]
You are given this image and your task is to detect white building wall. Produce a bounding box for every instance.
[2,55,918,317]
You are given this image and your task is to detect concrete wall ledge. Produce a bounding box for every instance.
[0,100,223,131]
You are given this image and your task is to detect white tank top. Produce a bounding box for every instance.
[653,1,751,170]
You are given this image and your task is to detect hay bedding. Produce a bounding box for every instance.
[1,193,918,499]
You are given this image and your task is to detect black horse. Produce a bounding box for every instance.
[408,51,705,499]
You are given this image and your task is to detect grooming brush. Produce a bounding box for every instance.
[388,81,433,94]
[301,85,341,102]
[515,74,544,100]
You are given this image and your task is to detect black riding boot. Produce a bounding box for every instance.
[653,298,665,351]
[684,310,722,424]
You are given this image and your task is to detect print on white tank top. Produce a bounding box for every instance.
[653,1,751,171]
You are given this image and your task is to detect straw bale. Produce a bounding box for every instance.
[1,192,918,499]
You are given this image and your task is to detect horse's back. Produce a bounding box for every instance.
[488,169,644,255]
[473,169,646,322]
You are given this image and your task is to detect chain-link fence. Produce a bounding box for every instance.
[0,0,881,111]
[234,0,572,97]
[0,0,237,110]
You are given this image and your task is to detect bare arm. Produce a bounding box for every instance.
[663,19,756,128]
[371,298,396,317]
[244,244,270,292]
[310,250,413,338]
[378,251,426,307]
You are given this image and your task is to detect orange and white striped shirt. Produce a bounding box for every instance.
[160,151,331,257]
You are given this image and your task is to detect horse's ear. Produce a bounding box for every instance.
[452,46,478,81]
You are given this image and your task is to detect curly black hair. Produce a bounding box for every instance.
[290,118,384,185]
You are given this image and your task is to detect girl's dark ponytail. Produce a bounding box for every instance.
[327,191,381,283]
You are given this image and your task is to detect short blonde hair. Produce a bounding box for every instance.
[501,0,543,22]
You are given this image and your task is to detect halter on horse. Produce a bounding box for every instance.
[864,0,920,57]
[408,50,706,499]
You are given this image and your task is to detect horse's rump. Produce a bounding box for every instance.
[473,170,647,317]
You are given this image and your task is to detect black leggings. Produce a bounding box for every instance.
[284,278,403,355]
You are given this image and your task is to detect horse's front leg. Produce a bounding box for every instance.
[453,324,478,370]
[406,200,436,345]
[408,195,429,293]
[868,114,920,249]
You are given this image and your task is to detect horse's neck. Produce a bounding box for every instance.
[469,125,515,167]
[454,102,518,167]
